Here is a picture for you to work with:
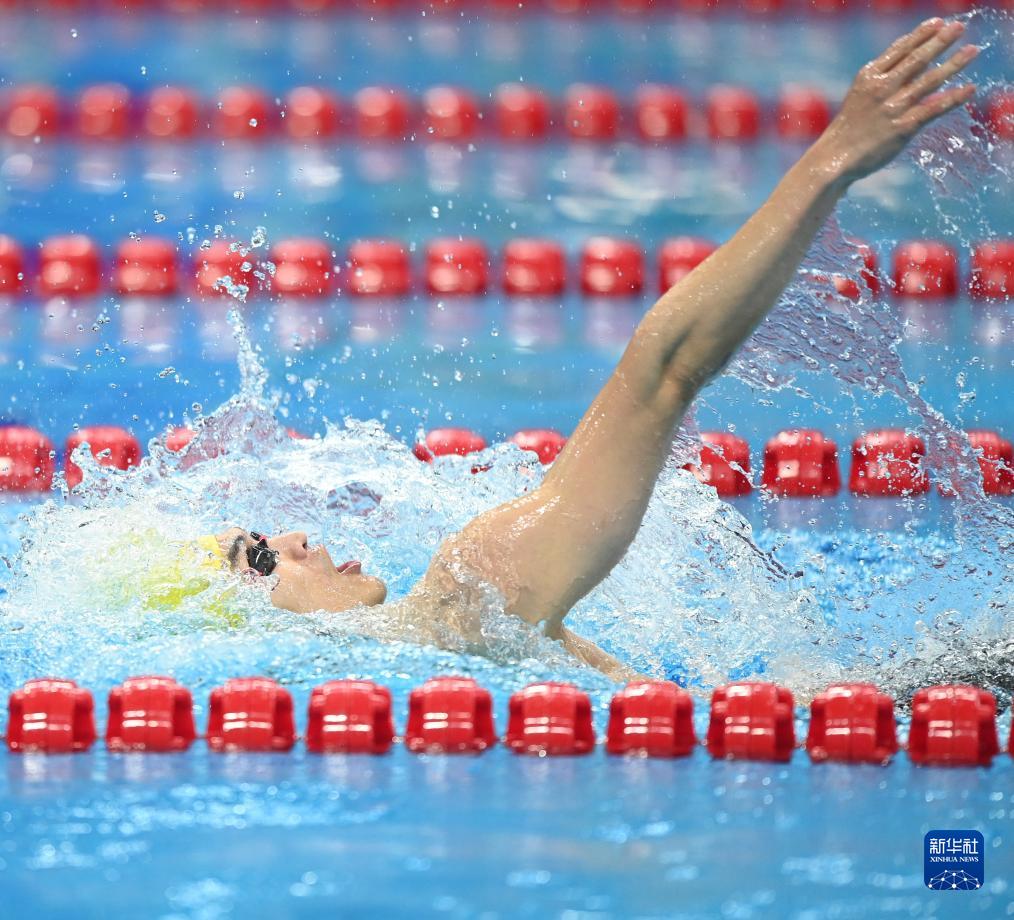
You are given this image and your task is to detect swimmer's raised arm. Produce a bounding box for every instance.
[423,19,978,644]
[629,18,976,396]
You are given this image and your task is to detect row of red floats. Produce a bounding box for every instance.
[0,423,1011,495]
[4,675,1008,767]
[1,234,1011,300]
[0,0,1002,15]
[4,83,1011,145]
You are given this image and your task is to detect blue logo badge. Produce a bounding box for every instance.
[925,830,984,891]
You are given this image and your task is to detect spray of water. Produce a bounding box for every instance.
[0,15,1011,709]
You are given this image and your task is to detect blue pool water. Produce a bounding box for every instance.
[1,7,1013,918]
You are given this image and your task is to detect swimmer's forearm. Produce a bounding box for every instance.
[633,145,848,395]
[559,627,642,682]
[625,18,976,405]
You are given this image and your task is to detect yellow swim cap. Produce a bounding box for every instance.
[111,531,241,625]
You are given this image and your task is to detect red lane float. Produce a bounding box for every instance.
[165,426,196,453]
[564,84,619,140]
[413,427,487,462]
[425,238,489,296]
[510,428,567,464]
[0,235,25,294]
[969,241,1014,300]
[892,240,959,298]
[4,85,60,139]
[848,429,929,497]
[659,237,715,291]
[76,83,130,141]
[0,425,55,491]
[506,682,596,755]
[306,679,394,754]
[706,682,795,762]
[214,86,271,141]
[206,677,296,752]
[776,87,830,141]
[832,243,880,299]
[986,90,1014,142]
[346,239,411,297]
[272,238,334,297]
[284,87,341,141]
[502,239,567,296]
[422,86,479,142]
[635,85,689,142]
[580,237,643,296]
[806,683,897,764]
[6,678,96,753]
[65,426,142,490]
[966,430,1014,497]
[606,680,696,757]
[40,235,102,297]
[494,84,551,141]
[143,86,200,140]
[194,240,257,298]
[706,86,760,142]
[354,86,410,141]
[404,676,497,753]
[106,676,196,753]
[908,685,999,767]
[114,238,179,296]
[761,429,840,497]
[685,432,752,497]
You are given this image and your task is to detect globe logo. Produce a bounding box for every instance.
[924,830,985,892]
[927,869,982,891]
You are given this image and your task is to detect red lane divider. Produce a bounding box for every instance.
[0,425,55,491]
[606,680,696,757]
[685,432,752,497]
[762,428,840,497]
[806,683,898,765]
[11,82,1006,145]
[893,240,959,299]
[509,429,568,464]
[207,677,296,752]
[4,676,1011,763]
[306,679,394,754]
[908,685,1000,767]
[0,423,1009,497]
[106,676,196,752]
[413,427,488,462]
[405,676,497,753]
[506,682,596,755]
[6,678,96,753]
[706,681,795,762]
[848,429,929,497]
[65,426,142,490]
[0,234,1010,301]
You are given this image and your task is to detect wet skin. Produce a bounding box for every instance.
[217,21,977,680]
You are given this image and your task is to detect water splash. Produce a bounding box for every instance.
[1,15,1012,711]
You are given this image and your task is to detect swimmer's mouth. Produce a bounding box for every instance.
[336,560,362,575]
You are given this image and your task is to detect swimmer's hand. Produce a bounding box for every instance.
[817,18,978,185]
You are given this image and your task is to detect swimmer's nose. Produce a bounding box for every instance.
[270,531,310,559]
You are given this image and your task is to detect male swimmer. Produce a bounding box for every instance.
[206,21,978,680]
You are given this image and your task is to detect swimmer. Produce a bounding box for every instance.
[210,21,978,680]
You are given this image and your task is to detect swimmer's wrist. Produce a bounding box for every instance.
[799,139,856,196]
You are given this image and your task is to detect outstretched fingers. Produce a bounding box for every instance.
[872,19,946,72]
[894,43,978,107]
[888,20,967,86]
[898,84,976,133]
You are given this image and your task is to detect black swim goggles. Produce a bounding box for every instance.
[246,532,279,576]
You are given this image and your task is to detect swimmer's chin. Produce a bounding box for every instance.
[267,574,388,615]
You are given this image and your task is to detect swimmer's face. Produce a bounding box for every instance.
[216,528,387,614]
